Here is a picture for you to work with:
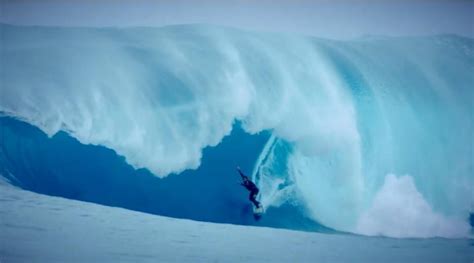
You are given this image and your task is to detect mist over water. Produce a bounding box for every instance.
[1,24,472,238]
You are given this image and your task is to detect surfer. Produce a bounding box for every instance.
[237,166,261,209]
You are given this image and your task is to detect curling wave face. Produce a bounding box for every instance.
[1,24,473,237]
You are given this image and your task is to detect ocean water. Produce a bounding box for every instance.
[1,24,473,239]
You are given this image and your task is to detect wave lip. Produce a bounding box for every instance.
[1,24,473,238]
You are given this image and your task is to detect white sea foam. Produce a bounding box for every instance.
[2,24,473,237]
[356,174,470,238]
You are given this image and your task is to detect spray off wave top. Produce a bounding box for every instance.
[1,24,473,238]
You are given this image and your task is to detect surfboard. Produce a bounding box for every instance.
[253,205,264,220]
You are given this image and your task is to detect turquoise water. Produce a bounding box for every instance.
[1,24,472,238]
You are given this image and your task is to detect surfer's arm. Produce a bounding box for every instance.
[236,167,247,178]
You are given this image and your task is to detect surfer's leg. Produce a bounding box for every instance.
[249,192,260,207]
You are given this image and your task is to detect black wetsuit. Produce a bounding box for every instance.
[238,170,261,208]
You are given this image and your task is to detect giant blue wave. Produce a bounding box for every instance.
[1,24,473,238]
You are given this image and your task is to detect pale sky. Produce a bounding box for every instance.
[1,0,473,39]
